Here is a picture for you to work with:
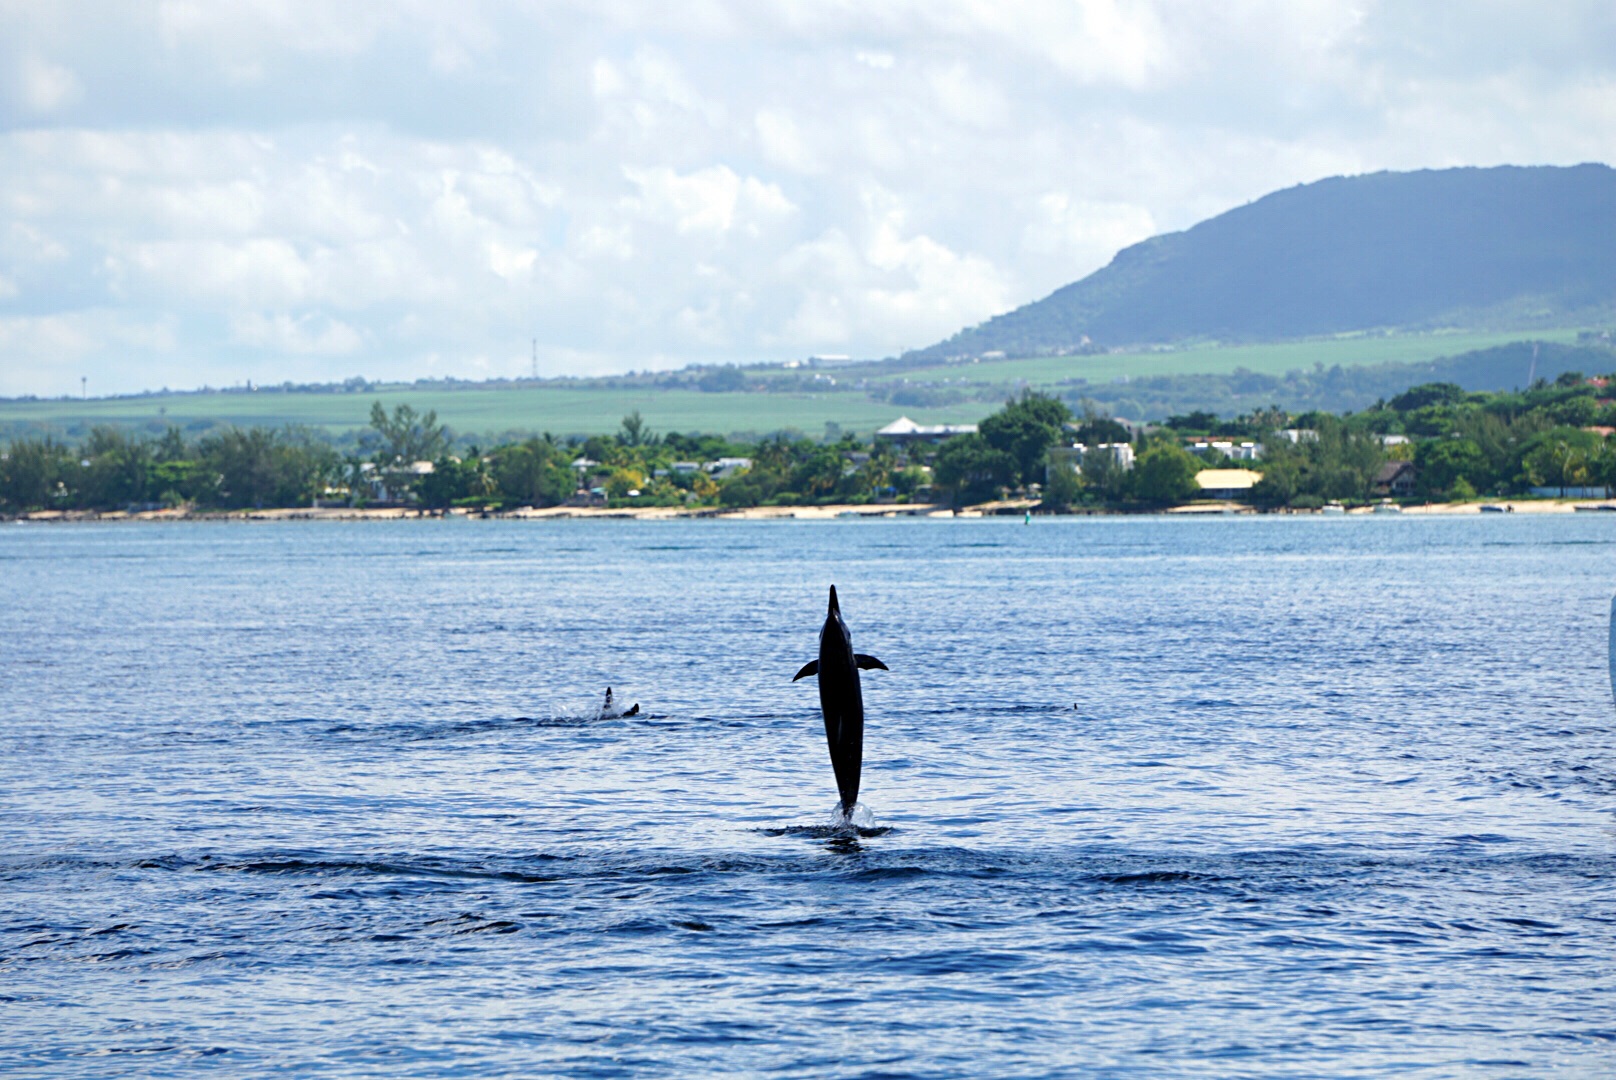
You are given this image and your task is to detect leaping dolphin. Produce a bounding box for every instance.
[793,585,888,817]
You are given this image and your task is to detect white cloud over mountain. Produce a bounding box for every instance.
[1,0,1613,394]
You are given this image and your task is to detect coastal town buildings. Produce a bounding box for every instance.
[1185,438,1261,460]
[1046,442,1136,481]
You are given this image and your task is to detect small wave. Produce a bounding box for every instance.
[906,703,1067,718]
[398,715,599,740]
[422,914,522,935]
[117,850,573,884]
[755,825,895,839]
[850,865,931,881]
[1093,869,1226,887]
[317,712,658,743]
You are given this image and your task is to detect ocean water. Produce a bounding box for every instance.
[2,515,1614,1078]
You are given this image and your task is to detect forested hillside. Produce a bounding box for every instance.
[916,164,1616,360]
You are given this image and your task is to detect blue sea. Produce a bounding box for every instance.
[2,515,1614,1078]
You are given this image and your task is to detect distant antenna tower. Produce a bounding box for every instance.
[1527,342,1539,385]
[532,338,538,380]
[81,376,86,400]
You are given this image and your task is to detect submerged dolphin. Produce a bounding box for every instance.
[793,585,888,816]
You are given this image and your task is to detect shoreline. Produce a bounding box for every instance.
[7,497,1615,523]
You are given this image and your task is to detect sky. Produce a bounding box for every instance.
[1,1,1614,397]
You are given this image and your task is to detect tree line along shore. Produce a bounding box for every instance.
[4,373,1616,519]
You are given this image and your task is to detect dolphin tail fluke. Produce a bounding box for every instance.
[854,654,888,671]
[792,660,820,682]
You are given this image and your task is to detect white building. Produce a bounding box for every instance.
[1195,468,1263,500]
[1046,442,1135,480]
[875,416,979,446]
[1185,438,1262,461]
[705,457,753,479]
[358,460,435,503]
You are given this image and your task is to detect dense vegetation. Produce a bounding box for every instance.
[5,371,1615,516]
[1056,340,1610,422]
[914,164,1616,360]
[1200,371,1616,507]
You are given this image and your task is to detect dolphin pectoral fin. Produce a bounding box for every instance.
[855,654,888,671]
[792,660,820,682]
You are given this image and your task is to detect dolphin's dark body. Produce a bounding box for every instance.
[600,687,639,718]
[793,586,888,814]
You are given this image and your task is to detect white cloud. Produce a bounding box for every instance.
[861,201,1012,336]
[0,309,178,394]
[576,222,634,261]
[755,109,818,174]
[1022,194,1158,267]
[130,238,312,306]
[19,54,82,112]
[770,193,1013,353]
[231,311,363,355]
[926,63,1009,130]
[623,164,796,235]
[487,240,538,281]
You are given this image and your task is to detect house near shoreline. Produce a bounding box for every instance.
[356,460,435,504]
[1372,460,1416,497]
[1195,468,1263,500]
[875,416,979,446]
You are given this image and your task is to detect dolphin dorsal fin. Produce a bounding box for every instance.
[792,660,820,682]
[855,654,888,671]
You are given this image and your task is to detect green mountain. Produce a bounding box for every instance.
[915,164,1616,360]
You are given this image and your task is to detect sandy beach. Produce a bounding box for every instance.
[11,497,1615,523]
[13,502,959,523]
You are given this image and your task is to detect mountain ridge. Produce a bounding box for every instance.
[911,164,1616,361]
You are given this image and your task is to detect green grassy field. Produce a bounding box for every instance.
[1,328,1591,439]
[861,328,1588,385]
[0,385,986,440]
